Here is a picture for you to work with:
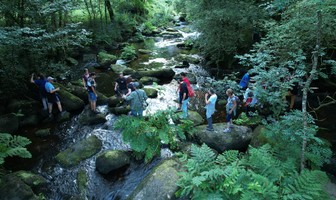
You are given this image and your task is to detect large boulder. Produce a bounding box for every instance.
[55,135,102,168]
[13,171,47,188]
[131,69,175,83]
[175,54,201,64]
[127,159,180,200]
[174,110,204,126]
[0,113,19,134]
[109,106,130,115]
[140,76,159,85]
[143,88,158,98]
[193,123,253,153]
[55,84,85,112]
[0,174,38,200]
[95,73,115,97]
[111,64,128,74]
[78,109,107,126]
[97,51,117,68]
[95,150,131,174]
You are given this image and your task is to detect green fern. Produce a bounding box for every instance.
[0,133,32,165]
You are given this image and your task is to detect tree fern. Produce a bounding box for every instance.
[0,133,32,165]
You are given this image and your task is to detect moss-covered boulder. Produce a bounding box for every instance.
[96,150,131,174]
[78,110,107,126]
[108,96,124,107]
[249,125,269,148]
[13,170,47,188]
[67,84,89,103]
[55,135,102,168]
[95,73,115,97]
[138,49,152,54]
[55,84,85,112]
[143,88,158,98]
[34,128,51,137]
[127,159,180,200]
[109,106,130,115]
[193,123,253,153]
[159,30,183,38]
[132,69,175,83]
[7,100,41,116]
[140,76,159,85]
[175,54,201,64]
[174,110,204,126]
[77,169,88,196]
[0,174,38,200]
[97,51,117,68]
[111,64,128,74]
[0,113,19,134]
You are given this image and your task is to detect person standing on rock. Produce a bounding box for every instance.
[178,78,189,118]
[123,82,148,117]
[87,72,98,114]
[205,88,217,131]
[114,73,128,97]
[45,76,64,118]
[223,88,237,133]
[30,73,48,111]
[176,72,191,111]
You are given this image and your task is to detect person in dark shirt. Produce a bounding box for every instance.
[178,78,189,118]
[114,73,128,96]
[30,73,48,110]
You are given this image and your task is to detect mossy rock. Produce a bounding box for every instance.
[67,84,89,103]
[0,113,19,134]
[250,125,269,148]
[108,96,124,107]
[7,100,41,116]
[111,64,128,74]
[55,83,85,112]
[139,76,159,85]
[143,88,158,98]
[174,110,204,126]
[109,106,130,115]
[55,135,102,168]
[132,69,175,82]
[13,170,47,187]
[35,128,51,137]
[175,54,201,64]
[127,159,180,200]
[138,49,152,54]
[0,174,38,200]
[66,57,78,66]
[77,169,88,195]
[96,150,131,174]
[79,112,107,126]
[95,73,115,97]
[97,51,117,68]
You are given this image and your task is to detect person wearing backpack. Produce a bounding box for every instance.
[123,82,148,117]
[224,88,237,133]
[178,78,189,118]
[30,73,48,111]
[176,72,192,111]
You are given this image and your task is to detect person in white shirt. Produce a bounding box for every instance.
[205,88,217,131]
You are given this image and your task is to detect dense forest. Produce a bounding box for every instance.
[0,0,336,199]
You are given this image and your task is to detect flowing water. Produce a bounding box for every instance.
[25,25,210,199]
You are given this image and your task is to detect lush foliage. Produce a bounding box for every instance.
[0,133,32,165]
[120,44,137,61]
[114,110,195,162]
[176,143,331,200]
[180,0,266,66]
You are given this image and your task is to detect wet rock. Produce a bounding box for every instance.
[109,106,130,115]
[77,169,88,195]
[108,96,123,107]
[250,125,269,148]
[96,150,131,174]
[96,91,109,105]
[0,113,19,134]
[159,31,183,38]
[0,174,38,200]
[174,110,204,126]
[79,111,107,126]
[138,49,152,54]
[55,135,102,168]
[111,64,128,74]
[34,128,51,137]
[67,84,88,103]
[13,170,47,188]
[55,84,85,112]
[133,69,175,83]
[140,76,159,85]
[127,159,180,200]
[97,51,117,68]
[95,73,115,97]
[193,124,253,153]
[175,54,201,64]
[143,88,158,98]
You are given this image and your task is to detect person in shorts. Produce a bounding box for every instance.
[87,72,98,114]
[45,76,64,118]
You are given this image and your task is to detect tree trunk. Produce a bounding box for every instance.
[105,0,114,23]
[300,11,321,172]
[83,0,92,23]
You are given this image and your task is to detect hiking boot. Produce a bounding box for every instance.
[223,128,231,133]
[206,127,214,132]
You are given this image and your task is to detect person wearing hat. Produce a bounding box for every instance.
[123,82,148,117]
[45,76,64,118]
[87,72,98,114]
